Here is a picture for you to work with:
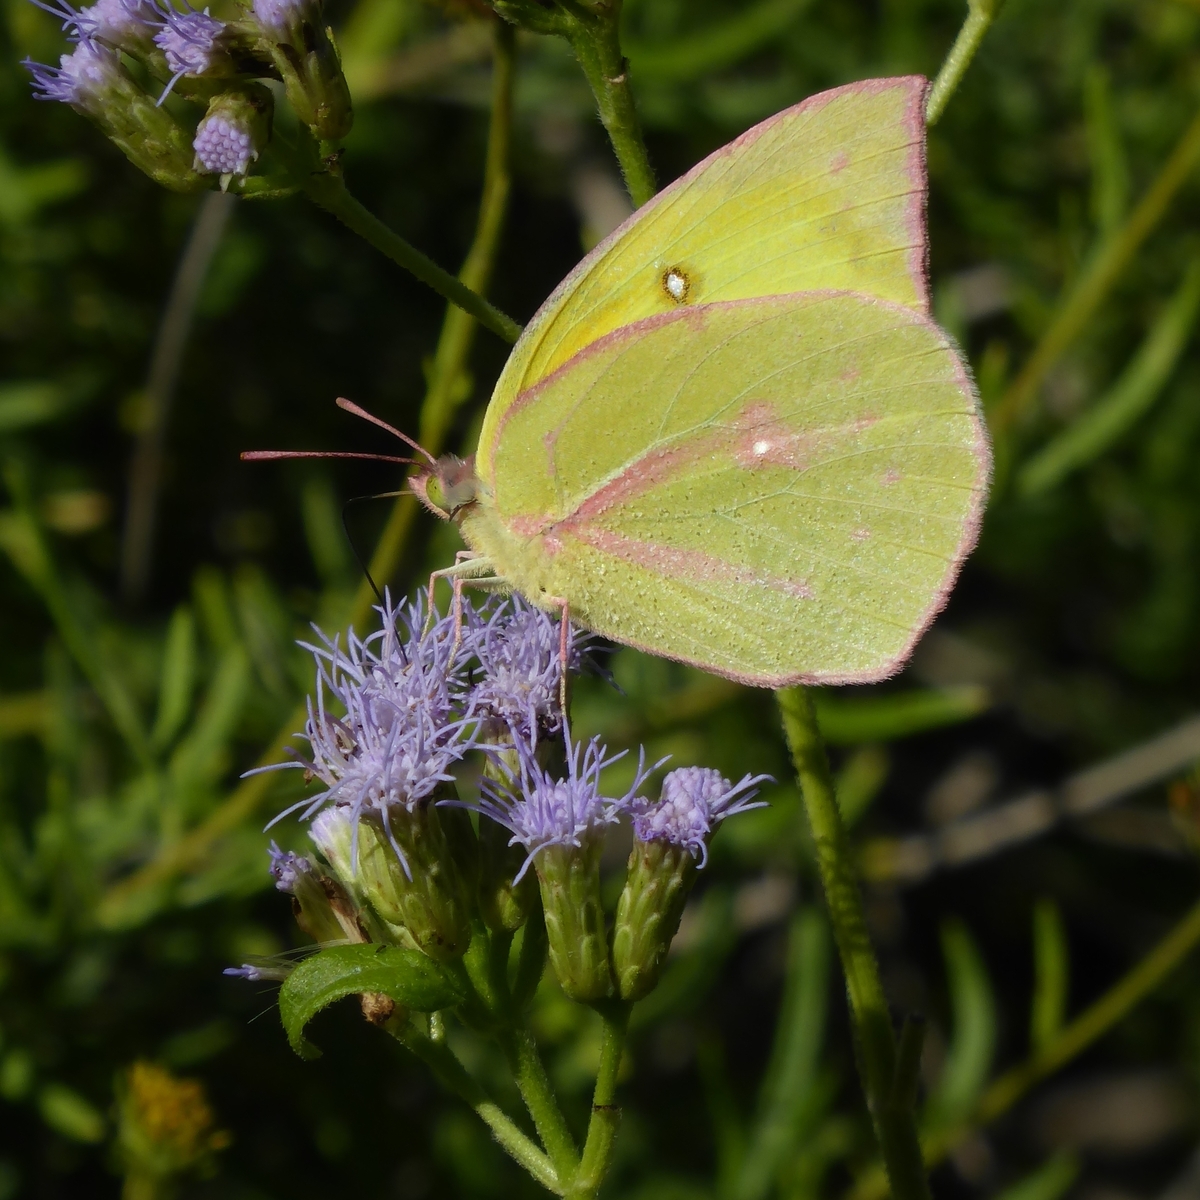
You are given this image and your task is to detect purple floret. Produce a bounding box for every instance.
[24,39,118,105]
[268,842,313,893]
[632,766,771,866]
[252,594,479,872]
[152,3,224,98]
[468,596,590,742]
[477,732,659,882]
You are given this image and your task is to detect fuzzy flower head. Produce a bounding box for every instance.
[479,733,658,882]
[193,109,256,176]
[24,38,119,107]
[632,767,772,866]
[152,3,225,97]
[468,596,591,742]
[29,0,160,45]
[256,594,477,837]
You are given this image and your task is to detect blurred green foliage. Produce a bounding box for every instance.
[4,0,1200,1195]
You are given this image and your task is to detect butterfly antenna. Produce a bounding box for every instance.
[341,491,406,603]
[241,450,417,465]
[336,397,438,466]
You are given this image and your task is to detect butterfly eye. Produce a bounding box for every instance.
[662,266,692,304]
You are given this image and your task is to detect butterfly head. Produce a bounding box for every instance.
[411,454,481,522]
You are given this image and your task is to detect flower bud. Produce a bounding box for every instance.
[352,808,473,962]
[25,40,206,191]
[193,86,271,186]
[612,767,770,1001]
[535,838,612,1003]
[612,839,694,1001]
[269,843,364,946]
[250,0,351,141]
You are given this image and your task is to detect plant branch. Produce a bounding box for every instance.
[777,686,930,1200]
[565,13,656,208]
[924,0,1001,127]
[572,1003,630,1199]
[501,1028,580,1183]
[845,894,1200,1200]
[993,105,1200,432]
[392,1019,562,1194]
[301,162,522,345]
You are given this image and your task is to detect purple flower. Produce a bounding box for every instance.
[29,0,160,46]
[254,594,478,848]
[468,596,590,742]
[193,109,257,176]
[24,39,119,106]
[477,733,658,882]
[268,842,312,893]
[223,961,291,982]
[631,767,771,866]
[252,0,312,36]
[152,2,224,98]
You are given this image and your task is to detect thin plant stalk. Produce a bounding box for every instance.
[924,0,1002,127]
[994,106,1200,432]
[572,1004,631,1199]
[845,893,1200,1200]
[392,1020,562,1193]
[97,26,519,925]
[120,191,236,605]
[566,19,656,208]
[778,687,930,1200]
[502,1028,580,1183]
[303,171,522,344]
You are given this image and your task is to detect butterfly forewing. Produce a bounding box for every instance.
[477,76,931,485]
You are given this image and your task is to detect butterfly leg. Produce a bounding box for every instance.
[545,595,572,722]
[425,552,487,629]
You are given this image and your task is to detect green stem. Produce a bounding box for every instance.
[566,14,656,208]
[572,1003,631,1199]
[924,0,1001,127]
[302,171,522,345]
[994,105,1200,432]
[502,1027,580,1184]
[392,1019,562,1194]
[777,687,930,1200]
[845,893,1200,1200]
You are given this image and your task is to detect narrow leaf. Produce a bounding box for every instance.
[1030,898,1069,1052]
[279,944,467,1058]
[1020,257,1200,495]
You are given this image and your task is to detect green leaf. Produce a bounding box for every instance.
[279,944,468,1058]
[813,686,990,745]
[38,1083,104,1143]
[151,606,196,752]
[626,0,811,83]
[925,918,997,1129]
[1019,256,1200,495]
[1030,898,1069,1052]
[994,1153,1079,1200]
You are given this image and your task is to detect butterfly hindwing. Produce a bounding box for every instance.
[476,293,987,685]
